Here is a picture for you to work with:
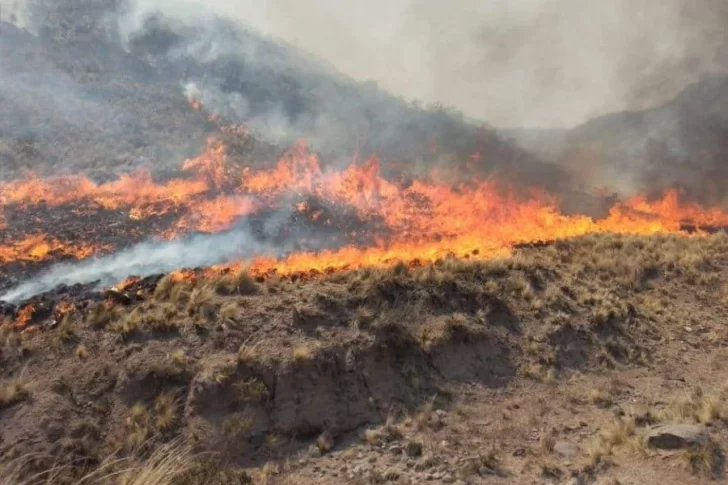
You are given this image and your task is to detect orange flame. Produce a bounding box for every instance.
[2,134,728,278]
[0,235,108,264]
[14,304,36,328]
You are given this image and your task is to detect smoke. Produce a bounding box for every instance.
[0,207,322,303]
[117,0,728,129]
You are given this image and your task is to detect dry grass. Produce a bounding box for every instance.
[154,393,177,430]
[85,303,119,330]
[683,441,723,477]
[292,345,313,362]
[116,440,196,485]
[125,403,151,451]
[0,377,29,410]
[75,344,88,360]
[659,387,726,425]
[599,417,636,448]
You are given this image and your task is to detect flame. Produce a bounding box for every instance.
[0,235,107,264]
[54,301,76,322]
[114,276,141,292]
[14,304,35,327]
[2,133,728,279]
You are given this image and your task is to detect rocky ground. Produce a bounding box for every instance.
[0,233,727,484]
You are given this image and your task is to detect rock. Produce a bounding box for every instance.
[442,473,455,483]
[646,424,709,450]
[554,441,580,459]
[406,441,424,457]
[389,444,403,455]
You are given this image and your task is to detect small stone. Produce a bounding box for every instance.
[389,444,403,455]
[406,441,424,457]
[512,447,526,457]
[554,441,580,459]
[684,326,693,333]
[442,473,455,483]
[646,424,709,449]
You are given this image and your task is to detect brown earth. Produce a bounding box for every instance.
[1,233,728,484]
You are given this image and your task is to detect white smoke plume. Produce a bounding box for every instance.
[119,0,728,129]
[0,227,274,303]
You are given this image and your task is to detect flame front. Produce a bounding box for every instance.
[2,135,728,280]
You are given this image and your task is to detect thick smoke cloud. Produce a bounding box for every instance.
[119,0,728,129]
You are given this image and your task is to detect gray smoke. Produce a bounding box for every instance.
[118,0,728,129]
[0,225,282,303]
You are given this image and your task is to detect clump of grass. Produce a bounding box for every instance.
[0,377,29,409]
[168,349,187,366]
[125,402,151,451]
[187,286,217,321]
[315,430,335,454]
[57,315,76,343]
[684,441,722,477]
[221,413,253,442]
[234,378,269,403]
[599,417,635,447]
[111,307,144,339]
[75,344,88,360]
[154,392,177,430]
[292,345,312,362]
[237,338,262,365]
[232,269,260,296]
[117,440,196,485]
[363,424,403,447]
[153,275,176,301]
[660,387,726,425]
[588,388,614,408]
[219,302,241,326]
[85,302,118,329]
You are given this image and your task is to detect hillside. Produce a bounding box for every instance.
[505,76,728,207]
[0,1,571,196]
[1,233,727,484]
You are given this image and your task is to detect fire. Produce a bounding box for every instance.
[2,132,728,280]
[53,301,76,322]
[14,304,35,327]
[0,235,107,264]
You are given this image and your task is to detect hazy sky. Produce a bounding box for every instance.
[9,0,728,128]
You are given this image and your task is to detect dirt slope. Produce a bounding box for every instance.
[1,233,727,484]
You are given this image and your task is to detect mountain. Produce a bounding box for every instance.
[504,76,728,207]
[0,0,572,199]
